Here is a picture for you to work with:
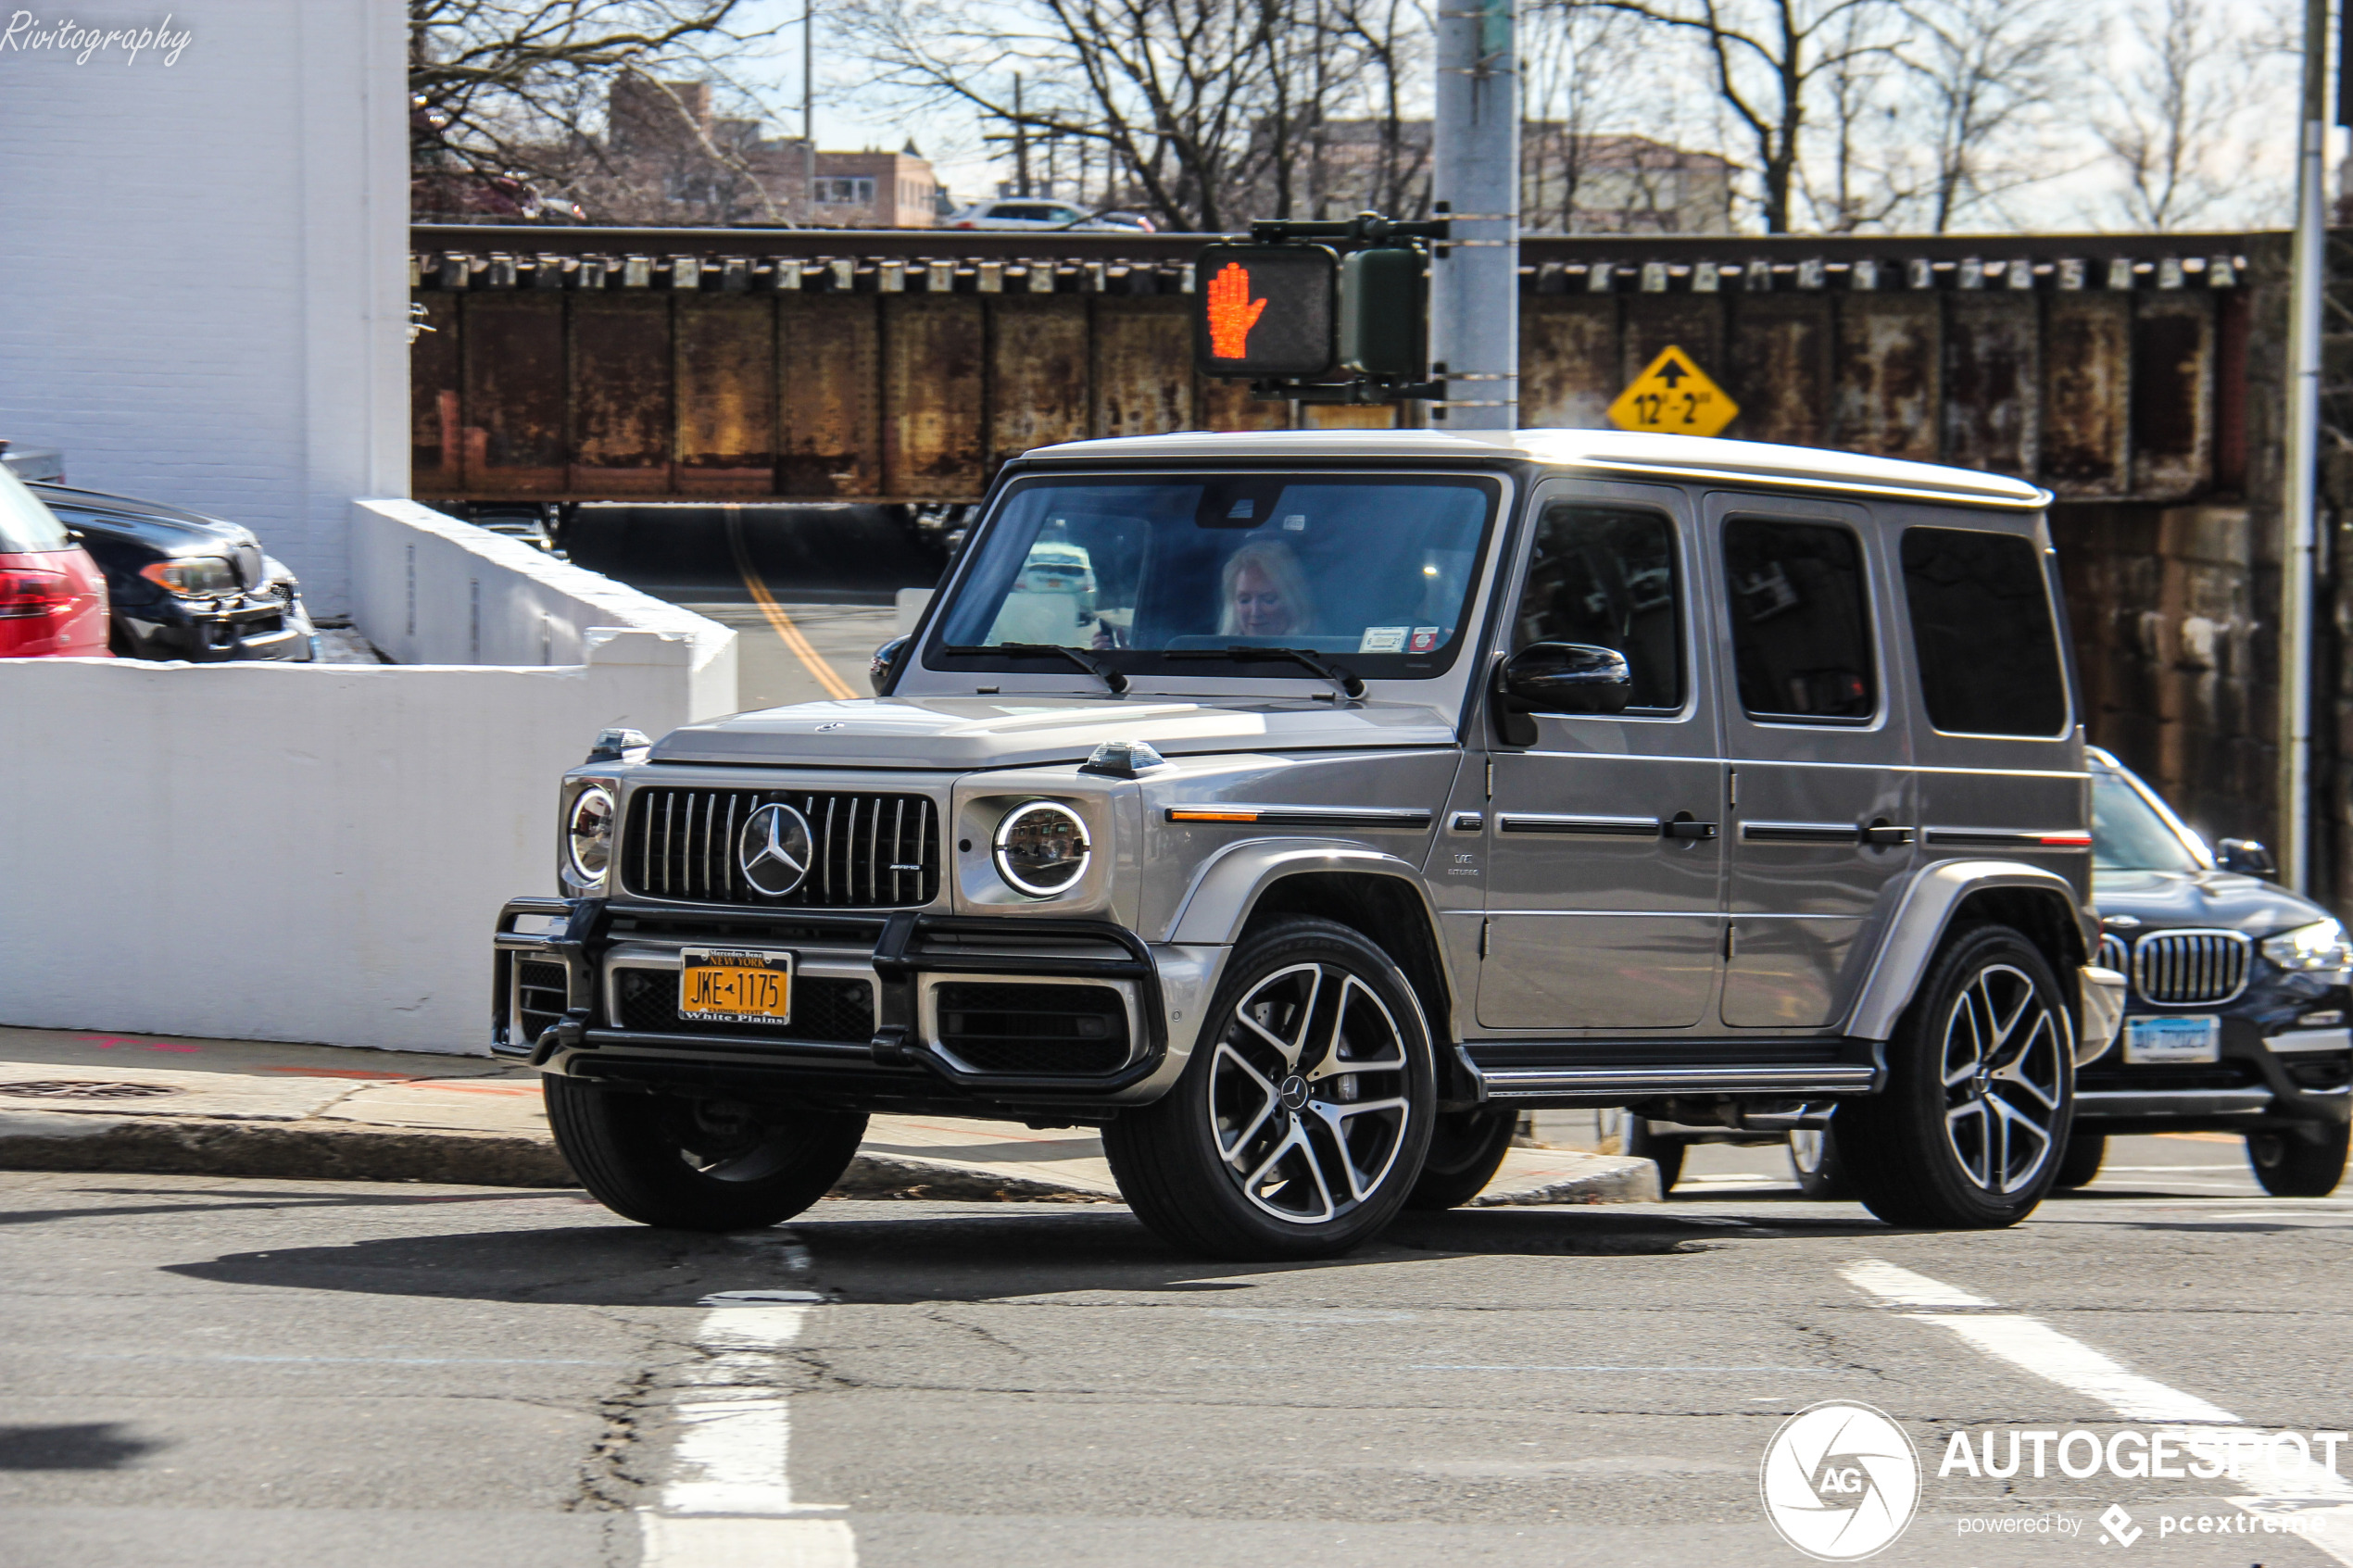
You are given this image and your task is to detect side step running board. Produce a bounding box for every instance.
[1468,1062,1881,1101]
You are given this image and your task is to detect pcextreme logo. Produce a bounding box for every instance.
[1760,1400,1923,1561]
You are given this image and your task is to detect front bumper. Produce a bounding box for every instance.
[2073,1010,2349,1135]
[493,897,1218,1113]
[118,592,313,661]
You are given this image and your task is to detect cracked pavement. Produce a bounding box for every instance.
[3,1136,2349,1565]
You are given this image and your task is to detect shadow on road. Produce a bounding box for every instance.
[157,1200,1897,1309]
[0,1423,165,1471]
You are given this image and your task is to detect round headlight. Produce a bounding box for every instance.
[993,801,1090,897]
[567,786,615,884]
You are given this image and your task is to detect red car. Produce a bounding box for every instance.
[0,465,108,657]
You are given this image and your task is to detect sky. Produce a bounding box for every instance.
[715,0,2312,232]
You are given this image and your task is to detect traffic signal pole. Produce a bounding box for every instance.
[2282,0,2327,891]
[1430,0,1519,431]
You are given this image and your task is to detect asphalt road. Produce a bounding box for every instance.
[562,503,939,712]
[6,1135,2349,1568]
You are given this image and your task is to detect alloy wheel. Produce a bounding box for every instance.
[1937,963,2066,1193]
[1206,961,1413,1224]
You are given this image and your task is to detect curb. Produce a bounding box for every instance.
[0,1110,576,1188]
[0,1110,1116,1201]
[1467,1154,1661,1206]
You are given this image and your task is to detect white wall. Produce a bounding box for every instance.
[0,1,407,614]
[0,503,737,1056]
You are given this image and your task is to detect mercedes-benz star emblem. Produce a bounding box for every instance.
[738,802,815,897]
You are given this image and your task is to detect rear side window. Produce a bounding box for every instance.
[1900,526,2067,736]
[1721,518,1875,721]
[1512,504,1683,711]
[0,468,70,553]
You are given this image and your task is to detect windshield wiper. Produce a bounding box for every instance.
[940,643,1128,696]
[1166,645,1365,700]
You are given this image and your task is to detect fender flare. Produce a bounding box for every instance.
[1844,859,2094,1043]
[1165,837,1443,947]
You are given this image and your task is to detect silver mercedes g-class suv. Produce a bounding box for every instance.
[495,428,2127,1260]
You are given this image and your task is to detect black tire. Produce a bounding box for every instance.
[545,1075,866,1231]
[1614,1112,1686,1195]
[2246,1123,2349,1198]
[1103,917,1436,1260]
[1838,924,2075,1229]
[1788,1124,1856,1200]
[2052,1130,2108,1189]
[1404,1107,1516,1210]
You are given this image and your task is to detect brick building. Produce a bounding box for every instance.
[573,74,942,228]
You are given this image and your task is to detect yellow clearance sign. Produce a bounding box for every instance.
[1607,346,1739,438]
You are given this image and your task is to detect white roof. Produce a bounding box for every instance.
[1019,428,2052,511]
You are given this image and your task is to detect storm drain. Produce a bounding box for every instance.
[0,1080,186,1099]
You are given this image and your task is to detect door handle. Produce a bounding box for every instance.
[1862,822,1916,847]
[1665,817,1718,840]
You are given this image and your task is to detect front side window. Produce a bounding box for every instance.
[1900,525,2068,736]
[1512,503,1684,712]
[1721,517,1876,722]
[929,472,1496,682]
[2091,768,2205,872]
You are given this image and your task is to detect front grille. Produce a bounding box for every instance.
[934,982,1130,1075]
[613,967,875,1043]
[2132,930,2252,1005]
[623,786,938,909]
[2081,1061,2259,1093]
[515,958,568,1042]
[2096,934,2129,972]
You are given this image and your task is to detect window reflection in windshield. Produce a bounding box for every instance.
[2091,769,2205,873]
[932,473,1495,680]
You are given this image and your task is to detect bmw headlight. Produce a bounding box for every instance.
[993,801,1090,897]
[2262,919,2353,973]
[566,785,615,886]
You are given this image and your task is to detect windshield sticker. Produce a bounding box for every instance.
[1282,514,1307,531]
[1359,626,1408,653]
[1410,627,1442,653]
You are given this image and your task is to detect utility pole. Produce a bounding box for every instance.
[1014,75,1031,197]
[2283,0,2328,891]
[802,2,816,225]
[1429,0,1518,430]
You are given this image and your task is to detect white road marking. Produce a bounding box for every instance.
[1918,1313,2236,1423]
[1845,1259,2353,1562]
[639,1298,856,1568]
[1839,1259,1993,1308]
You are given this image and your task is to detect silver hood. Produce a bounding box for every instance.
[649,695,1460,770]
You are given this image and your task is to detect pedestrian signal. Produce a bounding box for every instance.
[1192,245,1336,378]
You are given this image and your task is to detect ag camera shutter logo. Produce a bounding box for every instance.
[1759,1400,1921,1560]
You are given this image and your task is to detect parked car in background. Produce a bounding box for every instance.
[29,482,317,662]
[1776,748,2351,1200]
[0,466,108,658]
[944,200,1156,232]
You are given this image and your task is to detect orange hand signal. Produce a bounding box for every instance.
[1205,261,1268,359]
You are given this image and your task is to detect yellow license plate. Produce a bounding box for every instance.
[678,947,794,1023]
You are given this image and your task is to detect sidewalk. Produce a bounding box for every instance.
[0,1025,1655,1205]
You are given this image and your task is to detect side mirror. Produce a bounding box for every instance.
[869,635,911,696]
[1497,642,1632,716]
[2217,837,2277,878]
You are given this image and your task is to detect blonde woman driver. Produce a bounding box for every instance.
[1092,537,1318,649]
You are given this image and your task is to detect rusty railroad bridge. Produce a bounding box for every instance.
[409,224,2264,509]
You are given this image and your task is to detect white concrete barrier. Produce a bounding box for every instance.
[0,502,737,1055]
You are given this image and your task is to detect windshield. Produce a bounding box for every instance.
[2092,768,2206,872]
[929,471,1497,683]
[0,468,71,554]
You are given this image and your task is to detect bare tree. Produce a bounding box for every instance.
[1519,0,1657,232]
[1596,0,1907,232]
[409,1,752,175]
[2092,0,2246,232]
[1798,0,1912,232]
[1894,0,2074,232]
